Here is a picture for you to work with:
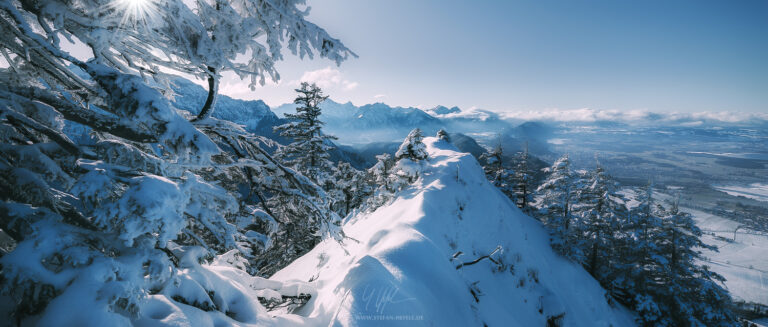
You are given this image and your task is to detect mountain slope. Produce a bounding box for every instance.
[272,137,635,326]
[450,132,486,159]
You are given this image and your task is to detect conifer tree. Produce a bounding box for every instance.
[535,154,583,261]
[617,183,737,326]
[364,153,395,210]
[656,199,736,326]
[391,128,428,187]
[331,162,369,217]
[370,154,395,189]
[511,147,534,210]
[363,130,428,211]
[577,160,628,279]
[274,82,337,185]
[480,145,514,199]
[395,128,429,162]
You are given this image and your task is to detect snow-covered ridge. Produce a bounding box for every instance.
[273,137,634,326]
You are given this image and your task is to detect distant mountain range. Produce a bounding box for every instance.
[169,80,557,167]
[273,99,515,144]
[273,100,444,144]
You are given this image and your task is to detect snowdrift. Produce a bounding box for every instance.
[273,137,635,326]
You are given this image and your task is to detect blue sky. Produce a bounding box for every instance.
[225,0,768,113]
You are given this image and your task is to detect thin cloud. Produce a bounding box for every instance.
[499,108,768,124]
[344,81,359,90]
[294,66,358,91]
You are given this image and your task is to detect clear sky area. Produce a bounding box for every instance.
[220,0,766,114]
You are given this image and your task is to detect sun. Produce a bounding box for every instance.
[114,0,158,25]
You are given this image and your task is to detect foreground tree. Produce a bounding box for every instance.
[0,0,354,123]
[0,0,351,322]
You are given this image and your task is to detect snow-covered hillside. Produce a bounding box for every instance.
[272,137,635,326]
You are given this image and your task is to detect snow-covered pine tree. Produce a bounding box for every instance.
[0,0,351,322]
[511,147,534,210]
[656,198,736,326]
[370,154,395,189]
[391,128,429,188]
[395,128,429,162]
[617,187,737,326]
[364,153,395,209]
[617,182,676,325]
[268,84,344,268]
[575,160,628,281]
[362,130,428,212]
[480,145,515,199]
[198,120,342,276]
[534,154,583,261]
[274,82,338,185]
[331,161,369,217]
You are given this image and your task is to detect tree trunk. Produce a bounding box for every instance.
[192,67,218,122]
[345,190,352,217]
[590,230,599,276]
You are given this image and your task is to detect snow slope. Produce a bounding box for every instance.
[273,137,635,326]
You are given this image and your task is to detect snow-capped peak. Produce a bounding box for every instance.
[427,105,462,115]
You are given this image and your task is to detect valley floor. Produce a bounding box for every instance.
[689,207,768,306]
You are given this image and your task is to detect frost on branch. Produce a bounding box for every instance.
[0,0,352,323]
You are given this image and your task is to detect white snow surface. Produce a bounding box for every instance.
[713,183,768,203]
[687,207,768,306]
[272,137,635,326]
